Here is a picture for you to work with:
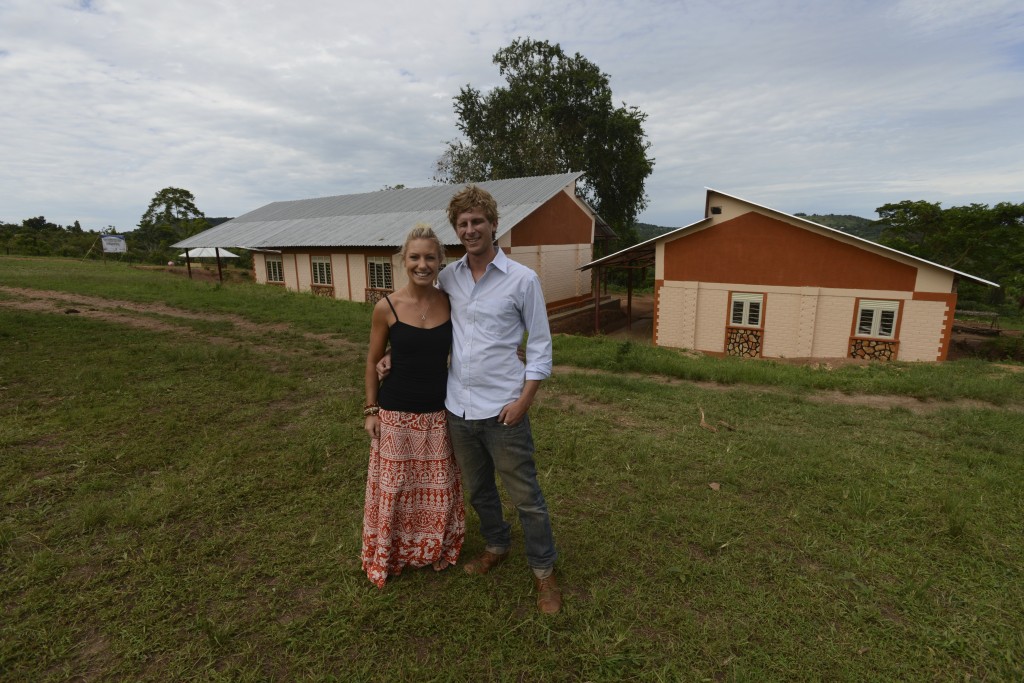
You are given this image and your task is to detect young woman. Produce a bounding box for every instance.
[360,225,464,588]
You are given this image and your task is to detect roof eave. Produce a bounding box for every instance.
[578,217,713,271]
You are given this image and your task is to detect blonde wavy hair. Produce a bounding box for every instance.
[399,223,445,261]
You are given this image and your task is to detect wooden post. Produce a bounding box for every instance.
[185,251,193,279]
[215,248,224,282]
[627,265,634,332]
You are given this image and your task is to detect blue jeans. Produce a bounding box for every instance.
[446,411,557,569]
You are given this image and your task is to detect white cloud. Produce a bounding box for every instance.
[0,0,1021,230]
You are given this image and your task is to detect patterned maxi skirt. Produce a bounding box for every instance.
[361,409,465,588]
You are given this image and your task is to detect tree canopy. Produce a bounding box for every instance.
[875,199,1024,305]
[0,216,99,257]
[796,213,883,240]
[1,184,245,265]
[435,38,654,247]
[132,187,209,261]
[1,185,240,265]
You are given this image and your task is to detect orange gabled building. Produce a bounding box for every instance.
[586,189,997,362]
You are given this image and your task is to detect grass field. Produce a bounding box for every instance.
[2,257,1023,682]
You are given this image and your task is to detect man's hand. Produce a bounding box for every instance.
[376,353,392,381]
[498,379,541,427]
[498,396,530,427]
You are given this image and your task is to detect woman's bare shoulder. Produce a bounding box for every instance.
[371,295,398,322]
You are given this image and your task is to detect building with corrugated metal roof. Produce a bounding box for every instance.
[174,173,611,309]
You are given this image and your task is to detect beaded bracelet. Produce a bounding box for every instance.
[363,404,380,417]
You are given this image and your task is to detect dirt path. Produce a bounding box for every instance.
[0,286,358,353]
[549,366,1013,414]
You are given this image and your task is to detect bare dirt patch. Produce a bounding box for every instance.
[134,263,252,285]
[802,390,996,413]
[543,392,654,428]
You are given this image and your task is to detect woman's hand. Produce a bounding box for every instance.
[365,415,380,439]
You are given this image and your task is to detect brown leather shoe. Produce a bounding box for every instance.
[534,573,562,614]
[463,550,509,575]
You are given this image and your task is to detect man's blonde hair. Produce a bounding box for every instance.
[447,185,499,229]
[399,223,445,261]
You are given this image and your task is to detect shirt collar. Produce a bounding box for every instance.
[453,247,510,274]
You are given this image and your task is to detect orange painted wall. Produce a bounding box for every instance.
[664,212,918,290]
[511,191,592,247]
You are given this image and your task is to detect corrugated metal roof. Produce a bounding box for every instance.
[174,173,586,250]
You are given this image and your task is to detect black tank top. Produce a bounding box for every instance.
[377,295,452,413]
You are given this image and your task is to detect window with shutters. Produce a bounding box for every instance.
[367,256,393,290]
[266,256,283,283]
[311,255,332,286]
[855,299,899,338]
[730,292,764,327]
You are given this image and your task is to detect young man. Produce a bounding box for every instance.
[385,184,560,613]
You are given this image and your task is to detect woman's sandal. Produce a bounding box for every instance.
[432,559,450,572]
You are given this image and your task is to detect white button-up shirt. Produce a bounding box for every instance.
[439,248,553,420]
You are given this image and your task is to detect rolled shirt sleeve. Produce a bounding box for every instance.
[521,273,552,382]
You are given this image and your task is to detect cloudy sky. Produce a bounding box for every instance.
[2,0,1022,232]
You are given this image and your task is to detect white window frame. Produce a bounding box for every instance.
[311,255,332,286]
[730,292,764,328]
[265,256,284,283]
[367,256,393,290]
[856,299,899,339]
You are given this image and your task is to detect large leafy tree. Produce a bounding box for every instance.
[0,216,98,258]
[134,187,209,262]
[876,199,1024,305]
[435,38,654,247]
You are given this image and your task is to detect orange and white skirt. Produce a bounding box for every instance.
[361,409,465,588]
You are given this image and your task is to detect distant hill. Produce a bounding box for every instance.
[634,222,676,241]
[795,213,884,241]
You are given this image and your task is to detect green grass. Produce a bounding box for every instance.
[2,257,1024,681]
[553,335,1024,404]
[0,256,367,337]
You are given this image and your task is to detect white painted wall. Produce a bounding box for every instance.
[899,299,949,361]
[656,281,950,362]
[254,253,268,284]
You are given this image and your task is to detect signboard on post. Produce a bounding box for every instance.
[100,235,127,253]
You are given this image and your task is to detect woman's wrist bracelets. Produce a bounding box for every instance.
[363,404,380,417]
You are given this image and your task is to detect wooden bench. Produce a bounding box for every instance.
[956,310,999,327]
[953,310,1000,336]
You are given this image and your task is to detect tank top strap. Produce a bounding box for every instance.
[383,294,400,323]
